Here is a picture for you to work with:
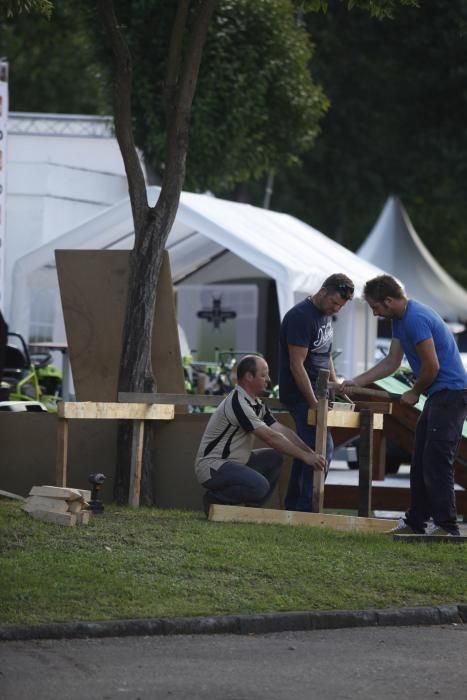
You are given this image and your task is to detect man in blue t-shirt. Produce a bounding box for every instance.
[279,272,355,511]
[340,274,467,536]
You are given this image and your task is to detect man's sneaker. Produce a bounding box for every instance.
[387,517,418,535]
[426,523,460,537]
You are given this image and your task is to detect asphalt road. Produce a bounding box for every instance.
[1,624,466,700]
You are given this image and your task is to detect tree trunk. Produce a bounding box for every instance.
[99,0,218,504]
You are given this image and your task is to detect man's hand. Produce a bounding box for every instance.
[303,452,326,471]
[336,379,358,395]
[400,389,420,406]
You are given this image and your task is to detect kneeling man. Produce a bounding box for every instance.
[195,354,326,516]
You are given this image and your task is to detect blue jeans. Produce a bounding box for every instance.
[203,449,283,507]
[405,388,467,535]
[284,402,333,512]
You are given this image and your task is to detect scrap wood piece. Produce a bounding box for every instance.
[393,534,466,544]
[29,485,84,501]
[27,509,77,527]
[23,496,69,514]
[0,490,25,502]
[307,409,384,429]
[209,505,399,533]
[58,401,175,420]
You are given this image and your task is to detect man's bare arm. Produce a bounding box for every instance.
[269,419,313,453]
[253,424,325,470]
[339,339,405,392]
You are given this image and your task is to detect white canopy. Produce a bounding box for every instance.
[358,197,467,321]
[10,187,386,376]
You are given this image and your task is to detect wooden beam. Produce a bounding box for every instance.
[56,417,69,487]
[323,484,467,513]
[308,409,384,429]
[209,505,399,533]
[352,401,392,413]
[118,391,286,411]
[58,402,175,420]
[358,410,373,517]
[128,420,145,507]
[312,369,329,513]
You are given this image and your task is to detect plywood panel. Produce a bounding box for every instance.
[55,250,185,401]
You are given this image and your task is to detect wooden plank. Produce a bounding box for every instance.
[59,402,175,420]
[312,369,329,513]
[29,485,84,501]
[352,401,392,413]
[23,496,69,514]
[323,484,467,513]
[76,510,91,525]
[128,420,145,507]
[308,409,384,429]
[358,410,373,517]
[210,505,399,533]
[56,417,69,487]
[372,432,387,481]
[26,510,77,527]
[68,500,87,513]
[118,392,286,411]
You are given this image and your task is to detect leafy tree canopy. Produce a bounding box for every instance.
[270,0,467,288]
[0,0,52,16]
[109,0,329,192]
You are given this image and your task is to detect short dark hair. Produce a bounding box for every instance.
[236,355,259,381]
[363,275,405,302]
[322,273,354,301]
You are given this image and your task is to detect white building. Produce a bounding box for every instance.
[4,112,132,341]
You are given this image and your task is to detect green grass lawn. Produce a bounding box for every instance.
[0,499,466,626]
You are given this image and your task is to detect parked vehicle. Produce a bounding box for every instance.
[1,333,62,412]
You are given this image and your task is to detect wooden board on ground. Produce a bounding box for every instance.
[393,534,466,544]
[209,505,399,533]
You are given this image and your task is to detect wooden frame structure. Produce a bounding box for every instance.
[56,401,174,506]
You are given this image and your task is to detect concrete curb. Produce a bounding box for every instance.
[0,605,464,642]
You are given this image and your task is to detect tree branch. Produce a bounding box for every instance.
[157,0,218,224]
[97,0,148,238]
[164,0,190,120]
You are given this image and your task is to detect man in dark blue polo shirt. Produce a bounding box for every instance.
[279,273,355,512]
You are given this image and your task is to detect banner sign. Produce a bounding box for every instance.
[0,61,8,313]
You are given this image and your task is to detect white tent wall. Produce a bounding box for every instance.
[9,186,384,381]
[358,197,467,322]
[4,113,136,322]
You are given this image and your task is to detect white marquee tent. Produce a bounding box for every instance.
[10,187,386,377]
[358,197,467,322]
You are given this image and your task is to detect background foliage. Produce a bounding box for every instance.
[1,0,466,286]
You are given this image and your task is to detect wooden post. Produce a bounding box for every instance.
[312,368,330,513]
[128,420,145,507]
[358,409,374,517]
[372,431,387,481]
[56,417,69,487]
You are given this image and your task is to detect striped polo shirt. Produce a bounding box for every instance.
[194,385,276,484]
